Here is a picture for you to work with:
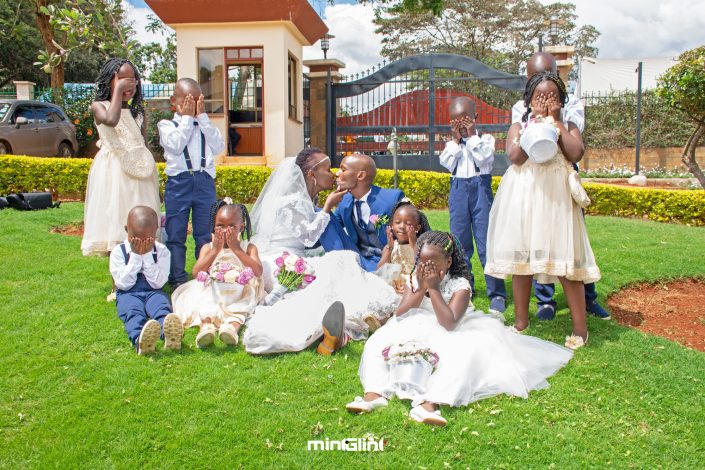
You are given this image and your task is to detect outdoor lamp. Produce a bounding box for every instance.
[321,33,335,59]
[549,15,559,45]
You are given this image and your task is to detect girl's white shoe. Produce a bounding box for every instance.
[196,323,216,348]
[219,323,239,346]
[345,396,388,414]
[409,404,447,427]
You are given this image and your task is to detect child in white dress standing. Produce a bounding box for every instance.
[82,58,161,257]
[172,199,264,348]
[485,71,601,349]
[347,231,573,427]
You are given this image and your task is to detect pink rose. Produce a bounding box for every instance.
[219,263,231,273]
[275,257,285,268]
[294,258,307,275]
[369,214,379,225]
[303,274,316,284]
[238,267,254,285]
[215,272,225,282]
[197,271,209,283]
[382,345,391,359]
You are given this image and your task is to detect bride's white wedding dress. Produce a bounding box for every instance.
[243,158,398,354]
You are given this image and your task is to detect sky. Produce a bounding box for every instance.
[125,0,705,76]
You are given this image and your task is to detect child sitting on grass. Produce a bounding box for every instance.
[172,199,264,348]
[110,206,183,355]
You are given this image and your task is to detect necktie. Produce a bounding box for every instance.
[354,200,367,231]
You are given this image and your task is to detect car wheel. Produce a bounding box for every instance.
[57,142,74,157]
[0,141,10,155]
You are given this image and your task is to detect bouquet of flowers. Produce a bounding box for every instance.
[197,262,256,287]
[262,252,316,305]
[382,341,439,398]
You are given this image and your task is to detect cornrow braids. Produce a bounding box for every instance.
[208,199,228,234]
[411,231,470,282]
[390,200,432,236]
[238,203,252,240]
[95,58,144,122]
[521,71,568,123]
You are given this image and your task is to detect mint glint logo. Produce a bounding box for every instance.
[307,437,385,452]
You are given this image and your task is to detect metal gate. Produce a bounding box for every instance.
[327,54,526,174]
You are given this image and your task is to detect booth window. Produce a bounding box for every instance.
[288,54,298,120]
[197,48,225,114]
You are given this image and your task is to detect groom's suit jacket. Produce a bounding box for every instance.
[334,185,404,271]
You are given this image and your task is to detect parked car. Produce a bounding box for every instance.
[0,100,78,157]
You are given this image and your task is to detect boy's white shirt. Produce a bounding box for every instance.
[109,240,171,291]
[439,132,495,178]
[157,112,225,178]
[511,94,585,132]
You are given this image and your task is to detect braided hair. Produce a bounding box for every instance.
[209,199,252,240]
[390,199,431,236]
[411,231,470,282]
[521,71,568,123]
[95,58,144,121]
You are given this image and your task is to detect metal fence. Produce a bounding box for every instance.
[33,83,175,102]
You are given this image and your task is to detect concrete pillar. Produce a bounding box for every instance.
[303,59,345,152]
[543,45,576,82]
[13,81,36,100]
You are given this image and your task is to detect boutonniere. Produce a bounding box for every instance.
[369,213,389,229]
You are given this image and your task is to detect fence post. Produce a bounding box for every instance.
[13,81,36,100]
[635,61,643,174]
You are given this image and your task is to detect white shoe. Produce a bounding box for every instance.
[106,291,116,302]
[219,323,240,346]
[196,323,216,348]
[163,313,184,350]
[137,320,161,355]
[345,396,388,414]
[409,404,447,427]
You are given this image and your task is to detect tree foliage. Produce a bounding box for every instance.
[657,45,705,188]
[373,0,599,76]
[132,15,176,84]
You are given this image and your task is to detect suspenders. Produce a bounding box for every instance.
[451,135,482,177]
[120,243,158,264]
[171,120,206,174]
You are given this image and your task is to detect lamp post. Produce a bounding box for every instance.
[549,15,559,45]
[321,33,336,157]
[321,33,334,60]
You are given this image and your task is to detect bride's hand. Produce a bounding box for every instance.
[323,188,347,213]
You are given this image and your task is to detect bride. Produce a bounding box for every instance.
[243,148,398,355]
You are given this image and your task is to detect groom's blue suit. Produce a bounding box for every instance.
[334,185,404,272]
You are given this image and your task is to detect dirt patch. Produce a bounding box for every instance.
[608,279,705,351]
[51,223,84,237]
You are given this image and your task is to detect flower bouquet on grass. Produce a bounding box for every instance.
[382,341,439,398]
[262,251,316,306]
[197,262,256,305]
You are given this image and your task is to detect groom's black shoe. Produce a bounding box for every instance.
[317,301,346,356]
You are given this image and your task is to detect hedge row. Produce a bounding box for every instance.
[2,155,704,225]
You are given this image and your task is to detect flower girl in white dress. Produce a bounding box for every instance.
[346,231,573,427]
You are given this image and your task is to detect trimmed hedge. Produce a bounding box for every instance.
[2,155,704,225]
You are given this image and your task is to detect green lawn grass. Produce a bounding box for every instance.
[1,203,704,468]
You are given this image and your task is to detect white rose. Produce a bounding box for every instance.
[284,254,298,270]
[223,270,239,284]
[304,264,314,275]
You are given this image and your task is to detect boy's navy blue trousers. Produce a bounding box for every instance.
[115,246,172,346]
[449,174,506,299]
[165,171,216,285]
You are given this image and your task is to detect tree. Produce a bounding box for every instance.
[657,46,705,189]
[0,0,49,88]
[33,0,138,89]
[373,0,599,76]
[132,15,176,84]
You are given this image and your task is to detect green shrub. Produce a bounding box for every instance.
[3,155,704,225]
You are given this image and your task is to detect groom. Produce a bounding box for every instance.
[334,154,404,272]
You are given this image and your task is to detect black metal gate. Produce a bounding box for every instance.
[327,54,526,174]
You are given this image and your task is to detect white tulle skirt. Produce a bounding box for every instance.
[485,154,600,284]
[81,147,161,256]
[243,250,398,354]
[359,308,573,407]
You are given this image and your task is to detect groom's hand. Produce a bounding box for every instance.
[323,188,347,213]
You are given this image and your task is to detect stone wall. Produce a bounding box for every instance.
[582,147,705,170]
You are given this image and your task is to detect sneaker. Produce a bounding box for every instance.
[219,323,240,346]
[587,301,611,320]
[196,323,216,348]
[489,296,506,314]
[317,301,346,356]
[536,304,556,321]
[363,313,383,333]
[137,319,161,355]
[106,290,116,302]
[163,313,184,350]
[345,396,388,414]
[409,404,447,427]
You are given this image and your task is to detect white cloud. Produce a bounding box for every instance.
[122,0,171,47]
[303,3,382,77]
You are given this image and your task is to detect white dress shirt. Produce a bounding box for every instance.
[353,189,372,225]
[158,112,225,178]
[109,239,171,291]
[511,94,585,132]
[439,133,495,178]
